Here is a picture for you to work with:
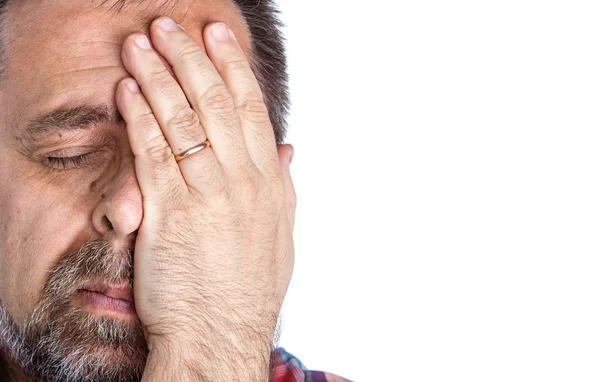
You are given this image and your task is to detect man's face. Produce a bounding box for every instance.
[0,0,250,380]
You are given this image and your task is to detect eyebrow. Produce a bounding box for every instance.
[25,103,124,138]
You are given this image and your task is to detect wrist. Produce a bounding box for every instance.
[143,329,275,382]
[142,343,203,382]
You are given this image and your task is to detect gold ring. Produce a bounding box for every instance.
[174,140,211,162]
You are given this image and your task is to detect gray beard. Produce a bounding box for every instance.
[0,240,148,382]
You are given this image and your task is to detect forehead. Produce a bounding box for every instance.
[0,0,249,136]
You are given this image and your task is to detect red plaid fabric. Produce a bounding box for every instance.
[273,347,352,382]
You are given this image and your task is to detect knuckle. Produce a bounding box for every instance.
[203,188,235,217]
[145,67,172,87]
[133,109,156,125]
[200,83,235,113]
[235,92,269,124]
[189,165,225,196]
[222,57,249,73]
[245,173,284,215]
[144,134,174,162]
[166,105,202,142]
[234,171,260,207]
[245,173,262,197]
[214,189,235,211]
[176,42,204,63]
[232,154,256,177]
[210,179,230,202]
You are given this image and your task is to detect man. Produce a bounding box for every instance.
[0,0,350,380]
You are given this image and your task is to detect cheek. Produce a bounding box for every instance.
[0,169,95,324]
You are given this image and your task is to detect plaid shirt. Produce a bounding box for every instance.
[273,347,352,382]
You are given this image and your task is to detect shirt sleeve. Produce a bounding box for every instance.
[273,347,353,382]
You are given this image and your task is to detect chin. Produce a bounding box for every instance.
[0,301,149,382]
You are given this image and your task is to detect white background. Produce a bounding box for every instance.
[275,1,600,381]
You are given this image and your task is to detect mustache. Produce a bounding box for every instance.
[44,240,134,299]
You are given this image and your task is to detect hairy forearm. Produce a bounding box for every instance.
[141,331,276,382]
[142,352,276,382]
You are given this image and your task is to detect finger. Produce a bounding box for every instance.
[277,144,296,233]
[121,31,230,194]
[203,22,280,178]
[121,33,209,159]
[115,77,226,201]
[147,17,252,175]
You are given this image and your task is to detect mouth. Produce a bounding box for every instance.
[76,281,136,318]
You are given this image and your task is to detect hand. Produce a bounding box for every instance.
[115,17,296,379]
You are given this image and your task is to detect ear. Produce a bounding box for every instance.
[276,144,296,233]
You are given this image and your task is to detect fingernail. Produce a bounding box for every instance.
[157,17,180,32]
[135,35,152,50]
[126,80,140,93]
[289,148,294,165]
[210,23,230,41]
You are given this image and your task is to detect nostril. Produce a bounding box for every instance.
[103,216,113,231]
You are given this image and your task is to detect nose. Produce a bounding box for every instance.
[92,161,143,249]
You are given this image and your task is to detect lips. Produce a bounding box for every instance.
[80,281,134,303]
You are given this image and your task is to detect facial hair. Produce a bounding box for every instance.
[0,240,147,382]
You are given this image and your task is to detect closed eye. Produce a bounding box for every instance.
[46,153,94,170]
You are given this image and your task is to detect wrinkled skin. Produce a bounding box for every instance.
[0,0,295,380]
